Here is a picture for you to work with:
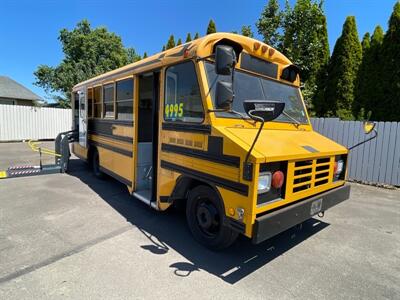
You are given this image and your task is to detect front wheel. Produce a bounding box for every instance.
[186,185,238,250]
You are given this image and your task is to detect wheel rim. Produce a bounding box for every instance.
[195,197,221,238]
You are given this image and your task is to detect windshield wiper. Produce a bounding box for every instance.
[282,110,301,128]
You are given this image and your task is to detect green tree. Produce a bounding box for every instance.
[125,47,141,63]
[256,0,282,47]
[206,19,217,34]
[379,2,400,121]
[34,20,134,107]
[143,52,148,59]
[177,38,182,46]
[166,35,176,49]
[162,45,166,51]
[185,33,192,42]
[325,16,362,119]
[361,26,384,120]
[194,32,200,39]
[353,32,371,119]
[280,0,330,110]
[241,25,254,37]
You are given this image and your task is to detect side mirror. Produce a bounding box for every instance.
[281,65,300,82]
[363,121,376,134]
[215,45,236,75]
[215,81,234,109]
[243,100,285,122]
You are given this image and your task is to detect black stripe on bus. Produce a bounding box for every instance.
[89,140,133,157]
[160,160,248,196]
[99,166,132,186]
[162,123,211,134]
[88,131,133,143]
[88,119,133,142]
[161,143,240,167]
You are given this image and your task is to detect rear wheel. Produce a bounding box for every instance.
[92,149,105,179]
[186,185,238,250]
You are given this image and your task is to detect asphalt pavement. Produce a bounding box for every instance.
[0,142,399,299]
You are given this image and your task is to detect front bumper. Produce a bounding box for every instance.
[252,184,351,244]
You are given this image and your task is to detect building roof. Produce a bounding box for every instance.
[0,76,42,101]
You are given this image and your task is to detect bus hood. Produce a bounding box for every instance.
[223,127,348,162]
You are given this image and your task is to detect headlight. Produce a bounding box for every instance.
[336,160,344,175]
[258,172,272,194]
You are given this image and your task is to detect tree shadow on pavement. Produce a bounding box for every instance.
[68,158,330,284]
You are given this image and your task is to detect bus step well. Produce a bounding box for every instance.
[0,130,77,180]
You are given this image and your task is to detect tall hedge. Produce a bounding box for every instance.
[325,16,362,119]
[379,2,400,121]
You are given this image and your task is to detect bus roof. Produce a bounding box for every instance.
[73,32,293,90]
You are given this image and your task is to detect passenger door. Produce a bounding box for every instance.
[78,89,88,148]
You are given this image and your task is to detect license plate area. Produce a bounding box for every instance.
[310,198,323,215]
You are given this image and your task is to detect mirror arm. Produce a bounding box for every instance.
[244,111,265,165]
[348,128,378,150]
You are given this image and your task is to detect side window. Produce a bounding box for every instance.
[164,61,204,123]
[93,86,102,118]
[103,83,114,118]
[116,78,134,120]
[87,88,93,118]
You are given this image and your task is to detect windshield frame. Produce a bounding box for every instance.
[204,60,310,125]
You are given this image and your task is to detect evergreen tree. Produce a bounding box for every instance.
[280,0,330,109]
[311,11,330,115]
[162,45,166,51]
[241,25,254,37]
[256,0,282,47]
[353,32,371,119]
[206,19,217,34]
[194,32,200,39]
[362,26,384,120]
[177,38,182,46]
[166,35,176,49]
[185,33,192,42]
[143,52,148,59]
[379,2,400,121]
[325,16,362,119]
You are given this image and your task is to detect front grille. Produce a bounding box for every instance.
[289,157,333,194]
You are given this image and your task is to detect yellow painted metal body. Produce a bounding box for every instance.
[71,33,348,239]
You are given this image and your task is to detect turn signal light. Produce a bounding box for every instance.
[272,171,284,189]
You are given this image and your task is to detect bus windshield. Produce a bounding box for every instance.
[205,62,308,124]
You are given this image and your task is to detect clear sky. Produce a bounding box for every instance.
[0,0,397,101]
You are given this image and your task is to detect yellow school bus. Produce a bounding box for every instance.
[71,33,350,249]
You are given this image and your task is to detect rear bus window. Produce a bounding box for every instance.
[116,78,133,120]
[103,83,114,118]
[164,61,204,123]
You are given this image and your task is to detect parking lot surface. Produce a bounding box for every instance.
[0,142,399,299]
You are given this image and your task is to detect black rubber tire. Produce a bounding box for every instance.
[186,185,238,250]
[92,149,105,179]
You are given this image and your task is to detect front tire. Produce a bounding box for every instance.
[186,185,238,250]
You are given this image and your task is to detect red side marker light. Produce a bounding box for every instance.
[272,171,284,189]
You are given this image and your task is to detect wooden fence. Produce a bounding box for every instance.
[311,118,400,186]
